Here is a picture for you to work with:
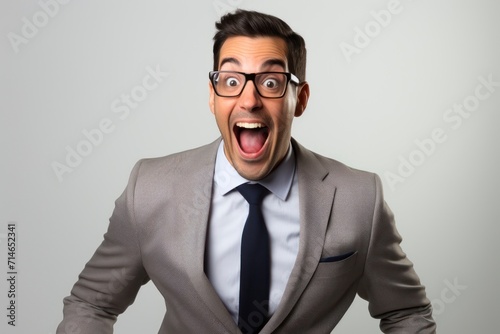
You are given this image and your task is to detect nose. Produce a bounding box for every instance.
[238,80,262,112]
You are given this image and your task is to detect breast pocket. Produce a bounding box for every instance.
[314,251,358,279]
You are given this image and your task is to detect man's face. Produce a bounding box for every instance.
[209,36,309,180]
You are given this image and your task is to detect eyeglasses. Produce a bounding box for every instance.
[209,71,300,98]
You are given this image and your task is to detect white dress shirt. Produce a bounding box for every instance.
[205,141,300,323]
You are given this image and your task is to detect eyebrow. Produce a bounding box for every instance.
[219,57,240,68]
[219,57,287,71]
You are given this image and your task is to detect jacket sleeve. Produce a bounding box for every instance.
[357,174,436,333]
[56,161,150,334]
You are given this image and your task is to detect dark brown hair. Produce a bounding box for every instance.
[213,10,307,81]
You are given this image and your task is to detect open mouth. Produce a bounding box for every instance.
[234,122,269,155]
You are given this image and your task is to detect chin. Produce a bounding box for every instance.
[235,165,268,181]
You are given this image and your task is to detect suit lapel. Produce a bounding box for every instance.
[264,139,336,333]
[179,139,238,333]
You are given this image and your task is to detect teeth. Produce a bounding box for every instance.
[236,122,264,129]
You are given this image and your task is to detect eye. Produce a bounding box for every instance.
[263,78,279,89]
[225,77,240,87]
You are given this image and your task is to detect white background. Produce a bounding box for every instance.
[1,0,499,333]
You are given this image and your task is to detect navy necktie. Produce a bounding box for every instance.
[237,183,271,334]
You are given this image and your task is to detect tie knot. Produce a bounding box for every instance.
[237,183,269,206]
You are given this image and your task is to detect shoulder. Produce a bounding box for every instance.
[134,139,219,175]
[125,138,220,189]
[292,138,381,193]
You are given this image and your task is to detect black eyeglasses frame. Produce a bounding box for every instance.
[208,70,300,98]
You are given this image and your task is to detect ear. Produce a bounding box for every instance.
[208,80,216,114]
[294,81,310,117]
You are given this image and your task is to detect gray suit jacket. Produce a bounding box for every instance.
[57,138,436,333]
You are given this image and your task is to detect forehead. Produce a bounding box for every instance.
[219,36,288,71]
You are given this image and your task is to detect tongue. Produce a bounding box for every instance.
[239,128,268,153]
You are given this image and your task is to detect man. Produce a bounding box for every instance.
[57,10,436,334]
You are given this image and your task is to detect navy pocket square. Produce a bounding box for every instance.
[319,251,356,263]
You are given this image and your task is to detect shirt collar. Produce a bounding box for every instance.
[213,140,296,201]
